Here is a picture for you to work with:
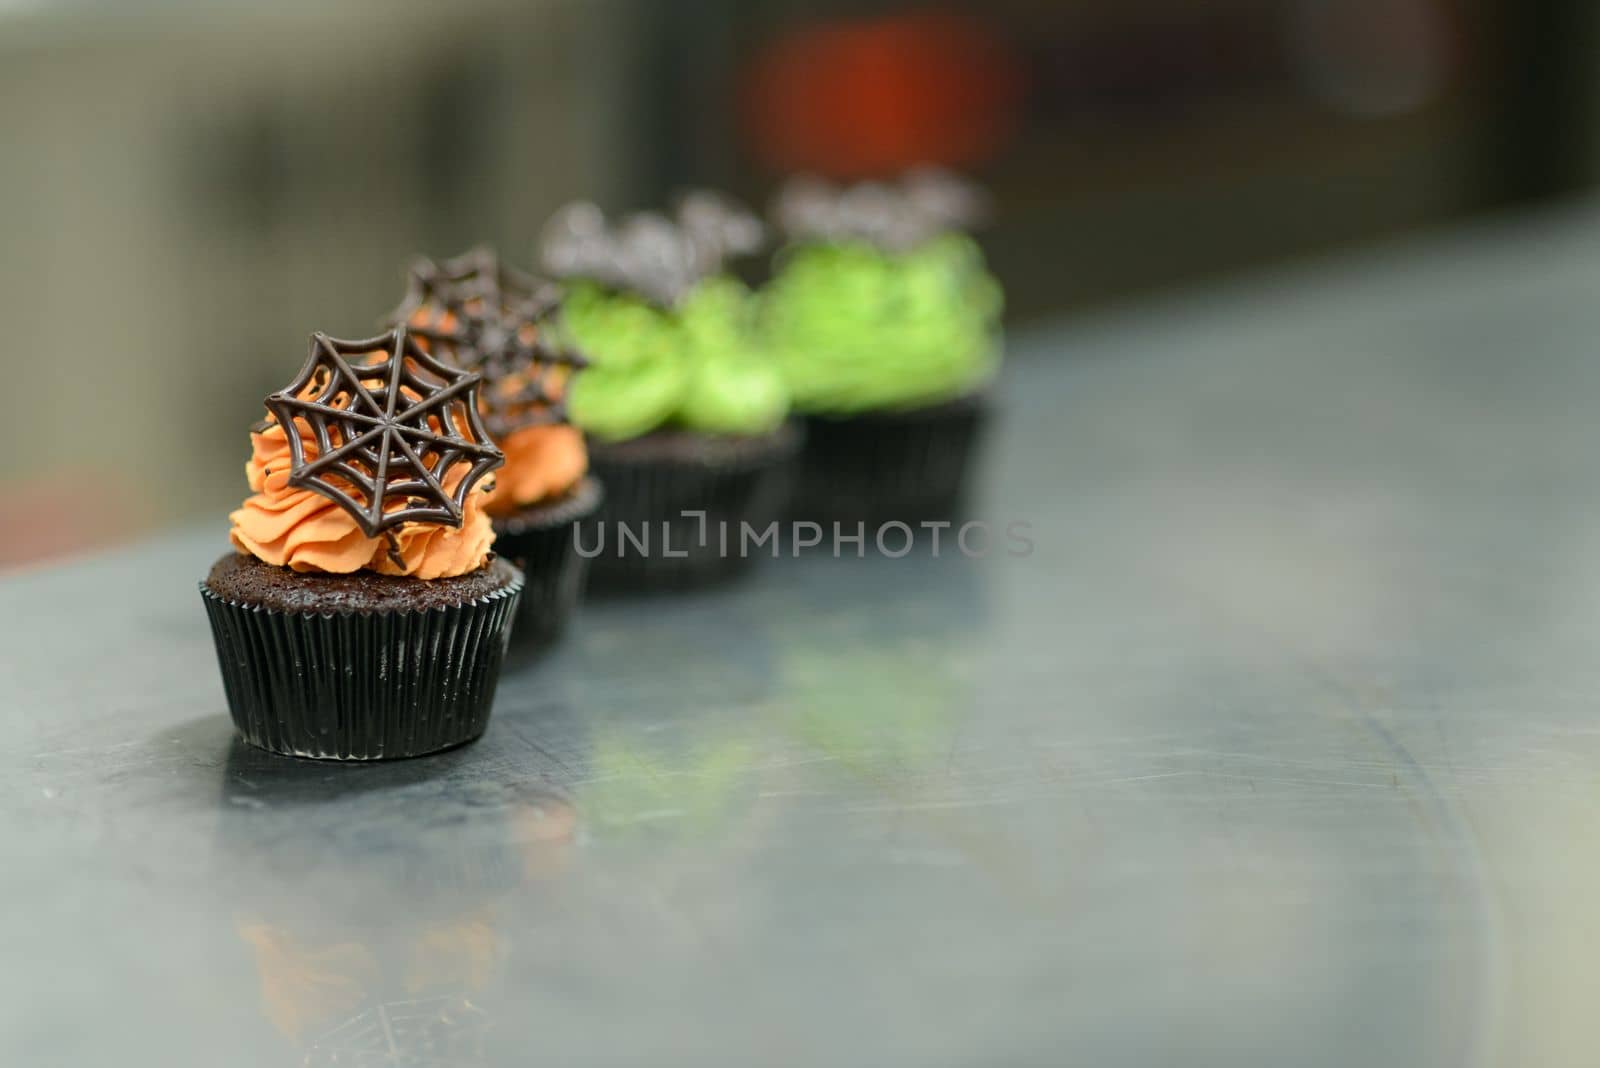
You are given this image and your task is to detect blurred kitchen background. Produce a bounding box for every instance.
[2,0,1597,567]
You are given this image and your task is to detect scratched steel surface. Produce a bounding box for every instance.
[8,207,1600,1065]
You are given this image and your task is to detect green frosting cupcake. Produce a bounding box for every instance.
[560,278,789,443]
[761,234,1003,416]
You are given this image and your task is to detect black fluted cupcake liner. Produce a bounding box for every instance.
[492,477,604,653]
[790,391,989,528]
[201,576,523,761]
[583,422,802,591]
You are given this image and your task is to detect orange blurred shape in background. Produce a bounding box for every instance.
[744,11,1024,178]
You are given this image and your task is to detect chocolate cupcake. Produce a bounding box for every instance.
[391,248,602,649]
[202,327,523,761]
[763,170,1003,527]
[539,200,798,590]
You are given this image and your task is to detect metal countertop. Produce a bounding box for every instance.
[8,206,1600,1066]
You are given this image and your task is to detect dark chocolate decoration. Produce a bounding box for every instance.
[612,212,706,306]
[390,245,553,330]
[540,203,618,288]
[388,248,585,439]
[263,327,504,538]
[772,169,989,251]
[676,189,767,266]
[541,195,761,307]
[437,297,587,440]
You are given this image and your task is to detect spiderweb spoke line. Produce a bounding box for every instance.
[397,366,449,405]
[387,431,457,520]
[272,398,387,434]
[317,335,389,419]
[268,397,386,430]
[391,422,502,457]
[366,427,394,530]
[390,375,480,425]
[383,333,410,419]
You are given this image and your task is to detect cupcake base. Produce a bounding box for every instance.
[201,554,524,761]
[791,392,988,527]
[583,422,801,591]
[491,477,603,653]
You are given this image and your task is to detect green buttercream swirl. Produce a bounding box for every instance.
[561,278,789,442]
[760,234,1002,415]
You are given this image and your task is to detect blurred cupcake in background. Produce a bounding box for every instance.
[763,169,1003,527]
[390,248,603,651]
[540,198,798,591]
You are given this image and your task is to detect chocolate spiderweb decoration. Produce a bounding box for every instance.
[264,328,504,537]
[427,245,545,309]
[385,248,584,438]
[436,297,587,440]
[388,246,547,345]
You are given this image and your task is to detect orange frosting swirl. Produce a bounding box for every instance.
[407,304,589,515]
[229,418,495,579]
[484,425,587,515]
